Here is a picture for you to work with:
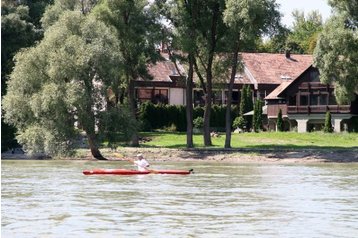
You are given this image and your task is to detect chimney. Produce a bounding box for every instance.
[285,50,291,59]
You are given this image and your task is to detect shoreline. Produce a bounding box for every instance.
[2,147,358,163]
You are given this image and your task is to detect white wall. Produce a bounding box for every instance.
[169,88,186,105]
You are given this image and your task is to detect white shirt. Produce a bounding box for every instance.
[134,159,150,171]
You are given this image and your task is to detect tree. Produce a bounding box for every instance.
[286,10,323,54]
[193,0,227,146]
[259,25,290,53]
[253,99,263,132]
[324,111,333,133]
[161,0,200,148]
[1,2,47,151]
[328,0,358,23]
[277,109,283,131]
[2,10,124,159]
[223,0,280,147]
[92,0,161,146]
[314,2,358,104]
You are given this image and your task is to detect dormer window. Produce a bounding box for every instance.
[280,75,291,80]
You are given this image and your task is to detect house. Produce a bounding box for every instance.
[134,50,358,132]
[134,51,313,106]
[135,52,186,105]
[265,66,358,132]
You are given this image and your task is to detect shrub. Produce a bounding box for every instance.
[324,111,333,133]
[233,116,246,130]
[193,117,204,129]
[277,109,283,132]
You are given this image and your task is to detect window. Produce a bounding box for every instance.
[320,94,328,105]
[137,89,152,101]
[300,95,308,105]
[310,95,319,105]
[136,88,168,104]
[289,95,296,106]
[194,90,205,106]
[153,89,168,104]
[212,91,223,105]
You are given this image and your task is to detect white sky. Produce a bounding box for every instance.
[276,0,332,27]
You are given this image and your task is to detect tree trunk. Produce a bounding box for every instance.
[203,80,212,146]
[128,79,139,147]
[225,37,240,148]
[186,54,194,148]
[87,132,107,160]
[202,2,220,147]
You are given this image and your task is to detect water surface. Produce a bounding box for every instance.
[2,160,358,237]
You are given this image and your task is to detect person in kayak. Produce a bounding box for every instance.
[133,154,150,171]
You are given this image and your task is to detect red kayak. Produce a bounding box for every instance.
[83,168,193,175]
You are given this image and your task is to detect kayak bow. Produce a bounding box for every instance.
[83,168,193,175]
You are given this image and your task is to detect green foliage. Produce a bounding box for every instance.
[286,10,323,54]
[138,102,239,132]
[253,99,263,132]
[324,111,334,133]
[98,104,139,148]
[314,14,358,104]
[350,116,358,132]
[238,85,253,130]
[2,9,123,156]
[259,26,290,53]
[233,116,246,130]
[193,117,204,129]
[277,109,283,132]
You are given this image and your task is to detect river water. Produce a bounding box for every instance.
[1,160,358,238]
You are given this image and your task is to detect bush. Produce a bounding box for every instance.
[193,117,204,129]
[138,102,240,132]
[233,116,246,130]
[277,109,283,132]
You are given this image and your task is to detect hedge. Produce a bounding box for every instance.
[138,102,239,132]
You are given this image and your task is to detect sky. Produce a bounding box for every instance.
[276,0,332,27]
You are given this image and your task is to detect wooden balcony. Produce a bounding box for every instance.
[267,104,287,117]
[299,82,332,90]
[287,105,351,114]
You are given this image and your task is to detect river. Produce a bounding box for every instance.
[2,160,358,238]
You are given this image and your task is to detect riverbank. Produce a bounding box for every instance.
[107,147,358,163]
[3,147,357,163]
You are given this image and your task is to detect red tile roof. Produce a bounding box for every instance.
[241,53,313,84]
[143,53,181,82]
[141,52,313,88]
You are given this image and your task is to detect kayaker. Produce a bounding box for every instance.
[133,154,150,171]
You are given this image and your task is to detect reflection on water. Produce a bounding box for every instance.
[2,160,358,237]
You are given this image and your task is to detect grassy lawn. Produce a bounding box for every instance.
[138,132,358,150]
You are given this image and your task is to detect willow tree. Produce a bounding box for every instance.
[223,0,280,148]
[2,11,124,159]
[313,0,358,104]
[93,0,161,146]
